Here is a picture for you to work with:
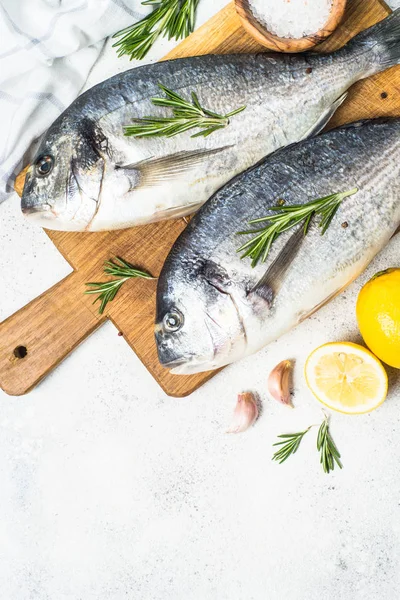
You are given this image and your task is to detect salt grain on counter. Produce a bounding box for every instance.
[249,0,333,39]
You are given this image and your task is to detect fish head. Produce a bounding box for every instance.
[155,257,247,374]
[21,119,105,231]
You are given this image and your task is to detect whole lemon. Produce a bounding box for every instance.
[356,268,400,368]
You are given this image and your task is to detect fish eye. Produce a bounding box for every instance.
[163,310,184,332]
[35,155,54,177]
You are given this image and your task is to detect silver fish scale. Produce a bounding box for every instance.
[156,119,400,372]
[23,10,400,232]
[189,120,400,285]
[92,53,349,165]
[65,52,357,165]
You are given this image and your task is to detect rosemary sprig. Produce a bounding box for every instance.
[237,187,358,267]
[317,417,343,474]
[112,0,200,61]
[272,427,312,464]
[124,83,246,138]
[272,416,343,474]
[85,257,154,314]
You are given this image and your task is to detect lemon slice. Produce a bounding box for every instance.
[305,342,388,414]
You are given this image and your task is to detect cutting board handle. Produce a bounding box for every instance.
[0,272,103,396]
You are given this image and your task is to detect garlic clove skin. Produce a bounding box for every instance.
[226,392,259,434]
[268,360,293,407]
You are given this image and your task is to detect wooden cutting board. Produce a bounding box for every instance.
[0,0,398,397]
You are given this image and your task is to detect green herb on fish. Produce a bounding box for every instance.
[317,416,343,474]
[272,427,312,464]
[124,84,246,138]
[85,257,154,314]
[272,416,342,474]
[237,187,358,267]
[112,0,200,61]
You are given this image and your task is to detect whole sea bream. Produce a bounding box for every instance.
[155,118,400,374]
[21,10,400,231]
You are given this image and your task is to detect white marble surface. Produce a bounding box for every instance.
[1,2,400,599]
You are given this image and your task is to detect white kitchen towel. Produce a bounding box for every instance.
[0,0,148,203]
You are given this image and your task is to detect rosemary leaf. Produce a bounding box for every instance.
[237,187,358,267]
[317,417,343,474]
[272,427,311,464]
[112,0,200,61]
[124,83,246,138]
[273,416,343,474]
[85,257,154,315]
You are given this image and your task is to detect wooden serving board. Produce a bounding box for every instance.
[0,0,398,397]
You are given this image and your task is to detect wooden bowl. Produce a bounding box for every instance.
[235,0,347,52]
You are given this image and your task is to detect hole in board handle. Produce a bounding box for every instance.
[14,346,28,359]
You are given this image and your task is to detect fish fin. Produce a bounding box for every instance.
[248,227,304,306]
[302,92,348,139]
[298,281,351,323]
[350,8,400,71]
[153,201,203,220]
[120,146,231,190]
[298,290,339,323]
[392,224,400,238]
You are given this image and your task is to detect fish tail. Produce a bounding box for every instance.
[349,8,400,73]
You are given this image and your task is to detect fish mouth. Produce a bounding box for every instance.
[158,351,214,375]
[156,341,192,371]
[156,327,215,374]
[21,204,51,215]
[21,200,55,218]
[168,358,214,375]
[161,357,188,369]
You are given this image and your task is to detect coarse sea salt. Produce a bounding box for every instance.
[249,0,333,39]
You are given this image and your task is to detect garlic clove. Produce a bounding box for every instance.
[226,392,259,434]
[268,360,293,407]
